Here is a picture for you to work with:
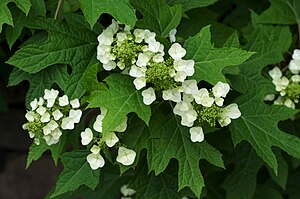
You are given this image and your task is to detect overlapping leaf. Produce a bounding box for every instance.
[87,74,151,135]
[131,0,182,36]
[167,0,217,11]
[7,16,98,99]
[80,0,137,28]
[184,26,254,84]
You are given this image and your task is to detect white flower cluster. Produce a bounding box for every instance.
[173,81,241,143]
[97,20,196,105]
[22,89,81,145]
[120,185,136,199]
[265,49,300,109]
[80,107,136,170]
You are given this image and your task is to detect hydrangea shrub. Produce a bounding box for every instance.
[2,0,300,198]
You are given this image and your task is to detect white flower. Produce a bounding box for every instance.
[168,43,186,60]
[25,111,37,122]
[97,44,111,55]
[52,109,63,121]
[284,99,295,109]
[174,101,193,113]
[152,54,164,63]
[43,128,62,145]
[174,71,187,82]
[38,97,44,106]
[61,117,75,130]
[148,40,161,53]
[193,88,214,107]
[264,94,276,101]
[103,60,117,71]
[173,59,195,76]
[120,185,136,197]
[272,77,289,91]
[34,138,40,145]
[289,60,300,74]
[90,144,101,154]
[116,147,136,166]
[40,112,51,123]
[69,109,82,123]
[180,114,194,127]
[144,30,156,43]
[30,98,38,110]
[212,82,230,98]
[133,29,145,43]
[184,109,197,123]
[87,153,105,170]
[28,131,35,138]
[70,99,80,108]
[274,96,284,105]
[46,99,56,108]
[114,116,128,132]
[182,80,198,95]
[162,88,182,102]
[214,97,224,106]
[36,106,47,116]
[44,89,59,100]
[142,87,156,105]
[129,65,146,78]
[136,53,151,67]
[218,103,241,127]
[81,128,93,145]
[59,95,69,106]
[189,127,204,142]
[104,132,119,147]
[183,94,194,102]
[269,67,282,79]
[169,29,177,43]
[43,120,59,135]
[291,75,300,82]
[97,30,114,45]
[117,32,128,42]
[93,114,105,132]
[133,77,146,90]
[292,49,300,60]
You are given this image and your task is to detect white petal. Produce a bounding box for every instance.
[116,147,136,166]
[168,43,186,60]
[104,132,119,147]
[182,80,198,95]
[189,127,204,142]
[81,128,93,145]
[133,77,146,90]
[87,153,105,170]
[142,87,156,105]
[59,95,69,106]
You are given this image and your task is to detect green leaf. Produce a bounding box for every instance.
[184,25,254,84]
[254,184,284,199]
[13,0,32,15]
[130,163,192,199]
[147,110,224,197]
[51,150,100,198]
[82,63,107,93]
[131,0,183,36]
[80,0,137,28]
[167,0,217,11]
[7,17,98,99]
[87,74,151,135]
[231,90,300,173]
[26,134,67,168]
[252,0,300,25]
[222,144,263,199]
[0,0,14,33]
[8,65,69,107]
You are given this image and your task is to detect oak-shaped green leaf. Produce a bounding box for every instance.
[51,150,100,198]
[252,0,300,25]
[80,0,136,28]
[87,74,151,135]
[26,134,67,168]
[167,0,217,11]
[8,65,69,107]
[147,110,224,197]
[222,144,263,199]
[184,26,254,84]
[7,17,98,99]
[131,0,182,36]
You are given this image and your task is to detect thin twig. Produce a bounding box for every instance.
[54,0,63,20]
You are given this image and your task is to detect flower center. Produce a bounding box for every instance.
[285,82,300,100]
[194,104,222,127]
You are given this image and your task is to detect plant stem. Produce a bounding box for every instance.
[54,0,63,20]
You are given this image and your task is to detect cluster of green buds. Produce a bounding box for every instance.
[173,81,241,143]
[22,89,81,145]
[265,49,300,109]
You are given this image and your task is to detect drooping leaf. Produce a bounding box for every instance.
[26,134,67,168]
[80,0,136,28]
[8,65,69,107]
[51,150,100,198]
[131,0,183,37]
[146,110,224,197]
[87,74,151,135]
[222,144,263,199]
[82,63,107,93]
[167,0,217,11]
[184,25,254,84]
[252,0,300,25]
[7,17,98,99]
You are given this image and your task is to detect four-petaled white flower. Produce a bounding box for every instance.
[189,127,204,142]
[142,87,156,105]
[81,128,93,145]
[104,132,119,147]
[87,153,105,170]
[116,147,136,166]
[218,103,241,127]
[59,95,69,106]
[168,43,186,60]
[120,185,136,197]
